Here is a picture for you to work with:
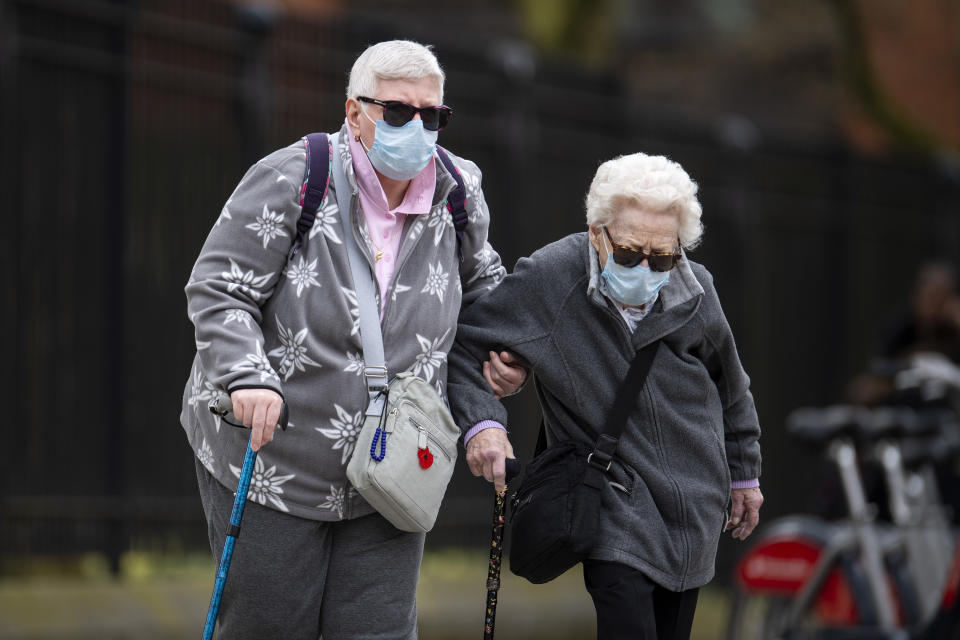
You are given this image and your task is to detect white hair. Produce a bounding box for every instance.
[346,40,445,102]
[585,152,704,250]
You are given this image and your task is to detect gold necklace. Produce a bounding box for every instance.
[369,215,403,262]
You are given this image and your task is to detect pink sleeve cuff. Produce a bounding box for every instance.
[731,478,760,489]
[464,420,506,445]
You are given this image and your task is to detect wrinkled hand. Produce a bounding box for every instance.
[466,428,515,493]
[726,487,764,540]
[483,351,527,399]
[230,388,284,451]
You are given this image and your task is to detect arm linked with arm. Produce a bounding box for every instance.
[447,252,551,434]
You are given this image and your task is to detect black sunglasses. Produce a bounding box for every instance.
[357,96,453,131]
[603,227,682,272]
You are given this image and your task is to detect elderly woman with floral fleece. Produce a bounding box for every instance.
[180,40,523,639]
[448,152,764,640]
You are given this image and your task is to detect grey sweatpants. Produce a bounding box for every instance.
[195,459,425,639]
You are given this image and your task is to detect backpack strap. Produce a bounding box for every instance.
[291,138,466,260]
[435,145,468,261]
[290,132,331,259]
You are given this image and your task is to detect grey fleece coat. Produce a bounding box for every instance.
[180,126,505,521]
[447,232,761,591]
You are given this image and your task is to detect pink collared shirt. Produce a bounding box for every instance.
[347,120,436,315]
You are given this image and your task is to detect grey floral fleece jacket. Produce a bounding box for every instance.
[180,125,505,521]
[447,233,761,591]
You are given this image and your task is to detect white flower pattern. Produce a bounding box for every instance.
[285,256,321,297]
[318,485,346,518]
[246,204,288,249]
[187,366,214,410]
[427,207,453,246]
[459,168,484,222]
[391,282,412,303]
[224,308,253,329]
[229,456,295,512]
[410,329,451,383]
[268,316,321,381]
[229,342,280,383]
[308,199,342,245]
[317,404,364,465]
[222,259,274,301]
[421,261,449,303]
[343,352,364,376]
[197,439,216,474]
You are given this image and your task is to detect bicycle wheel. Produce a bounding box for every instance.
[726,588,793,640]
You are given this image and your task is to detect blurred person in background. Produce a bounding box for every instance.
[447,152,764,640]
[180,40,523,639]
[848,261,960,406]
[880,261,960,364]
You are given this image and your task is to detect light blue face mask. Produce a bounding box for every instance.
[600,232,671,306]
[362,106,438,180]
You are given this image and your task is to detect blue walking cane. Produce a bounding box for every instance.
[202,393,289,640]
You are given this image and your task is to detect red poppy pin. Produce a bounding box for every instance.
[417,447,434,469]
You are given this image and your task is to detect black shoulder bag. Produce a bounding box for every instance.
[508,340,660,584]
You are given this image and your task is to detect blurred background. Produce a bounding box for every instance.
[2,0,960,637]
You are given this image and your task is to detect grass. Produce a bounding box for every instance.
[0,550,730,639]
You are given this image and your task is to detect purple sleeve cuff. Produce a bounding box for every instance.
[464,420,506,445]
[731,478,760,489]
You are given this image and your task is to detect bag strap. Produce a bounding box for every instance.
[330,132,389,418]
[532,341,660,466]
[586,341,660,473]
[326,138,469,418]
[434,145,468,261]
[290,132,331,259]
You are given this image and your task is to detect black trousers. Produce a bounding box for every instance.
[583,560,700,640]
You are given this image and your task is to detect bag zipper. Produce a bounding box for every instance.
[410,417,452,461]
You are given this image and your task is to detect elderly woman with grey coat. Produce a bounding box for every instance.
[179,40,524,638]
[448,152,764,640]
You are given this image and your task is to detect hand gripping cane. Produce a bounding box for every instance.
[202,394,289,640]
[483,458,522,640]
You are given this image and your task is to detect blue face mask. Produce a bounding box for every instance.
[362,106,437,180]
[600,233,671,306]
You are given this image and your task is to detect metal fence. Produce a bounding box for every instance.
[3,0,959,578]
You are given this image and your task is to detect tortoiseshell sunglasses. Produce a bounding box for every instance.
[604,227,682,272]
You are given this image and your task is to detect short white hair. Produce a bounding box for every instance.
[585,152,704,250]
[346,40,445,102]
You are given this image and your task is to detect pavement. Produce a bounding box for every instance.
[0,550,728,639]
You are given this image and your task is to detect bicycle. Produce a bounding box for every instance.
[724,402,960,639]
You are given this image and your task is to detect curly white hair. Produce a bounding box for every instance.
[585,152,704,250]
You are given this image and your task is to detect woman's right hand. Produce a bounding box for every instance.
[230,388,284,451]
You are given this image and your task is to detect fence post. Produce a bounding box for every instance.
[236,3,279,166]
[0,0,17,575]
[104,0,130,577]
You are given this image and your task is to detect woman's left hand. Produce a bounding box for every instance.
[726,487,764,540]
[482,351,527,398]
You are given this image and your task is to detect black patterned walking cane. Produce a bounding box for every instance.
[484,458,522,640]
